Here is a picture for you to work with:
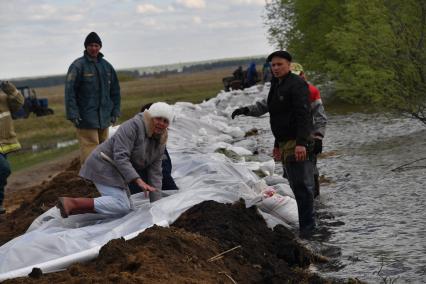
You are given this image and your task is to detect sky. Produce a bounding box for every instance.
[0,0,273,79]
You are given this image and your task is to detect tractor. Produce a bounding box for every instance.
[12,86,54,119]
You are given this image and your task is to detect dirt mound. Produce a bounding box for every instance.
[4,201,349,284]
[0,158,98,246]
[1,159,363,283]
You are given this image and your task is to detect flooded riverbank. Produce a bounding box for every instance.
[232,111,425,283]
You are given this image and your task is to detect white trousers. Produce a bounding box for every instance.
[93,183,131,216]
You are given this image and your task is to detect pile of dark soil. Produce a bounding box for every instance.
[1,160,363,283]
[0,159,98,246]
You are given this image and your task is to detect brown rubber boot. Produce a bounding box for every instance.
[56,197,95,218]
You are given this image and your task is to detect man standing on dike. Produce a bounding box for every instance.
[273,62,327,198]
[231,51,316,235]
[65,32,121,165]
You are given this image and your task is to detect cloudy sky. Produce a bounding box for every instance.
[0,0,272,79]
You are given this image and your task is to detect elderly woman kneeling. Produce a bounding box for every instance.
[57,102,173,218]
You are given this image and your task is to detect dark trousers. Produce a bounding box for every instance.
[312,154,320,198]
[128,152,178,195]
[0,154,11,205]
[285,159,316,231]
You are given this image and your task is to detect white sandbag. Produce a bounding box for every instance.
[257,191,299,227]
[264,175,288,186]
[271,183,295,199]
[228,145,252,156]
[259,159,275,176]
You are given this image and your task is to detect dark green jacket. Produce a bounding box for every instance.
[65,51,120,129]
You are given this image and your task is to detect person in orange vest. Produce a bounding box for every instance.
[272,62,327,198]
[0,82,24,214]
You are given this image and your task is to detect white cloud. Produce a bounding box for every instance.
[0,0,271,79]
[230,0,265,5]
[193,16,202,24]
[176,0,206,9]
[137,3,163,14]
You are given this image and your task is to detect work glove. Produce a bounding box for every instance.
[0,81,17,95]
[231,107,249,119]
[111,116,117,124]
[313,138,323,154]
[71,117,82,127]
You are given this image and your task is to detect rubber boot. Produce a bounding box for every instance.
[314,174,320,198]
[56,197,95,218]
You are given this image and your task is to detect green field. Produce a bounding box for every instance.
[9,68,233,171]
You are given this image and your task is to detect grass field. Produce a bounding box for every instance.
[9,67,234,171]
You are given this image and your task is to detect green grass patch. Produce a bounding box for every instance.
[8,144,79,172]
[11,68,232,169]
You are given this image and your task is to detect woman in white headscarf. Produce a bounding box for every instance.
[57,102,174,218]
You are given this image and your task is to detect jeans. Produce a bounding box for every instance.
[285,159,316,231]
[93,182,131,216]
[0,154,11,205]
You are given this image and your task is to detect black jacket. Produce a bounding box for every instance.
[267,73,312,146]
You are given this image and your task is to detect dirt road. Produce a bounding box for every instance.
[4,150,79,212]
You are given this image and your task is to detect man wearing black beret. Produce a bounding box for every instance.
[65,32,121,165]
[231,50,316,236]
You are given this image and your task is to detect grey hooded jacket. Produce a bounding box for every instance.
[79,112,167,194]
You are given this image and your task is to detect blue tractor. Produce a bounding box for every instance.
[12,86,54,119]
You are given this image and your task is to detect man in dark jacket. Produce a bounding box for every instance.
[65,32,121,164]
[231,51,316,235]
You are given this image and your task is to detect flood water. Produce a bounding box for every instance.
[231,109,426,283]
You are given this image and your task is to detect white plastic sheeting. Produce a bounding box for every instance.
[0,85,298,281]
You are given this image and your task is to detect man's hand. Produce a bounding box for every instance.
[71,117,82,127]
[314,138,323,154]
[294,145,307,161]
[135,178,156,198]
[111,116,117,124]
[272,147,281,161]
[231,107,249,119]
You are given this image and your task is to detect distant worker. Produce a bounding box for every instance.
[0,82,24,214]
[245,62,258,88]
[57,102,173,218]
[128,102,178,194]
[233,66,244,82]
[262,61,272,83]
[231,51,316,235]
[65,31,121,165]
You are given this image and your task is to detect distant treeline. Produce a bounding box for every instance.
[136,57,267,77]
[10,56,266,89]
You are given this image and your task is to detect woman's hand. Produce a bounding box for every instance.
[135,178,156,197]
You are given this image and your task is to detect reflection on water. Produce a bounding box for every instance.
[232,112,426,283]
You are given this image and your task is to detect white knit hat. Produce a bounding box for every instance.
[147,102,174,123]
